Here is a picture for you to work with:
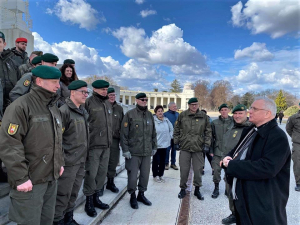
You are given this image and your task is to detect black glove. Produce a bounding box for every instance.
[203,145,210,153]
[174,144,180,151]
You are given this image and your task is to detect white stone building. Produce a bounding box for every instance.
[0,0,34,54]
[120,83,194,110]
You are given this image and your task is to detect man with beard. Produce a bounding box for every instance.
[11,37,29,67]
[83,80,112,217]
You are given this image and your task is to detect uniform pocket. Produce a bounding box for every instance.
[9,189,33,200]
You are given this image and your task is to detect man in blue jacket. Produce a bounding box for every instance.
[164,102,179,170]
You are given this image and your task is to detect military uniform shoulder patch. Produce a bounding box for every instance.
[8,123,19,135]
[23,79,31,87]
[124,122,128,127]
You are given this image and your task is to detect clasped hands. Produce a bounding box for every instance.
[220,156,233,168]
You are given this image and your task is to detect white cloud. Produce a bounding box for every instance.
[140,9,157,18]
[231,0,300,38]
[135,0,145,4]
[112,24,211,75]
[234,42,274,61]
[33,32,167,91]
[47,0,105,31]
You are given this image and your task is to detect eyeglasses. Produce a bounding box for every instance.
[108,94,116,97]
[75,90,90,95]
[190,104,198,107]
[139,98,148,102]
[249,106,268,112]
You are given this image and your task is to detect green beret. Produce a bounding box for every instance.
[31,56,42,65]
[107,87,115,94]
[92,80,109,89]
[232,104,247,113]
[135,93,147,99]
[218,103,228,111]
[41,53,59,62]
[64,59,75,64]
[188,97,198,104]
[0,31,5,41]
[32,65,61,79]
[68,80,87,90]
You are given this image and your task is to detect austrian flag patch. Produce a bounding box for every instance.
[8,123,19,135]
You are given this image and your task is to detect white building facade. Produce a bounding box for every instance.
[120,83,194,110]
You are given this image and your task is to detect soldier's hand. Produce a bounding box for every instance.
[122,151,132,159]
[17,180,33,192]
[151,150,157,156]
[60,166,64,176]
[210,153,214,157]
[174,144,180,151]
[222,156,232,168]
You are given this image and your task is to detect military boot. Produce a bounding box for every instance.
[137,191,152,206]
[130,192,139,209]
[295,184,300,192]
[53,219,65,225]
[178,189,186,199]
[93,191,109,210]
[211,183,219,198]
[64,211,80,225]
[222,214,236,224]
[84,195,97,217]
[106,177,119,193]
[194,186,204,200]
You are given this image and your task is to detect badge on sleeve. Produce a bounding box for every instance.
[23,80,31,87]
[124,122,128,128]
[8,123,19,135]
[62,127,65,133]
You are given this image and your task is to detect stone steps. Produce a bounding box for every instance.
[0,157,126,225]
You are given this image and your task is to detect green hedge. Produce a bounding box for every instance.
[284,105,299,117]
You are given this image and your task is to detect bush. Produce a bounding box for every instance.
[284,105,299,117]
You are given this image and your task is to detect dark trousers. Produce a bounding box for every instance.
[203,152,213,169]
[152,148,167,177]
[165,139,176,165]
[279,118,283,124]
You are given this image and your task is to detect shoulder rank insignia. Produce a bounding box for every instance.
[8,123,19,135]
[23,79,31,87]
[62,127,65,133]
[124,122,128,128]
[233,131,238,138]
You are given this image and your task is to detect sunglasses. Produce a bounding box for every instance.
[139,98,148,102]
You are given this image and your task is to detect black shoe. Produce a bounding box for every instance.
[99,186,104,196]
[202,170,205,175]
[137,191,152,206]
[212,170,214,175]
[64,211,80,225]
[295,184,300,192]
[106,178,119,193]
[93,191,109,210]
[130,192,139,209]
[84,195,97,217]
[194,186,204,200]
[178,189,186,199]
[211,183,219,199]
[225,189,228,197]
[222,214,236,224]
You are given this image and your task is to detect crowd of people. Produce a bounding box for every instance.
[0,32,299,225]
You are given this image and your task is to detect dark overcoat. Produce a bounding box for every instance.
[225,119,291,225]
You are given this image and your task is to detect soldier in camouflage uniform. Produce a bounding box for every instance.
[221,104,252,225]
[10,37,28,67]
[286,103,300,192]
[19,51,43,76]
[211,103,233,199]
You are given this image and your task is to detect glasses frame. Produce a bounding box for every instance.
[74,90,90,95]
[139,98,148,102]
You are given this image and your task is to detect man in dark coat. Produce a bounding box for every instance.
[222,97,291,225]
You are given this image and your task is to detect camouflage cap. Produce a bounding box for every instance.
[232,104,247,113]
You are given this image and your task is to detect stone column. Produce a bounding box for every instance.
[122,95,125,104]
[129,94,132,105]
[154,96,157,107]
[167,96,170,107]
[148,97,151,110]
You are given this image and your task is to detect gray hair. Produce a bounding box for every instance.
[168,102,176,108]
[254,96,277,116]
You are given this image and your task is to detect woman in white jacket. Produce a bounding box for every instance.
[152,105,173,183]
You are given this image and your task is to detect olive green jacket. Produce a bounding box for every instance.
[173,109,212,152]
[211,115,233,156]
[120,105,157,156]
[222,119,252,157]
[0,84,64,189]
[85,92,112,149]
[19,59,34,76]
[111,101,124,140]
[60,98,89,166]
[0,49,21,110]
[9,72,32,102]
[10,47,28,67]
[286,110,300,145]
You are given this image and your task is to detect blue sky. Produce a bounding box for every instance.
[29,0,300,96]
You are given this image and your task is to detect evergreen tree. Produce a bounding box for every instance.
[170,79,182,92]
[275,90,287,112]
